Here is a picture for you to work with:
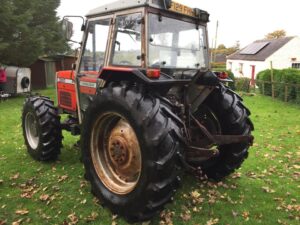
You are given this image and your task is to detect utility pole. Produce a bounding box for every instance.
[213,20,219,63]
[210,38,214,64]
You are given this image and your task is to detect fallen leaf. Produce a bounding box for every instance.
[262,186,275,193]
[191,190,201,199]
[242,211,250,221]
[20,192,34,199]
[58,175,68,182]
[232,210,238,217]
[10,173,20,180]
[15,209,29,215]
[112,214,118,220]
[180,211,191,222]
[206,218,219,225]
[232,172,242,179]
[40,194,50,202]
[293,165,300,169]
[12,219,23,225]
[160,210,174,225]
[68,213,78,224]
[85,212,98,222]
[80,180,88,188]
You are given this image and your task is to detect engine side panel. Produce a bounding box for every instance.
[57,71,77,112]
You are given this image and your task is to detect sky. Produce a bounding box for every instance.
[57,0,300,48]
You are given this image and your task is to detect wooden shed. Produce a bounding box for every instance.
[30,55,76,90]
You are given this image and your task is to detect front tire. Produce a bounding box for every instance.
[81,83,183,222]
[22,96,62,161]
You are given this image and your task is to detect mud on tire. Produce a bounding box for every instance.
[81,83,183,222]
[22,96,62,161]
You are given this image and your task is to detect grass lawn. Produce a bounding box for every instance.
[0,89,299,225]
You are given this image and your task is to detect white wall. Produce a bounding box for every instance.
[226,37,300,78]
[267,37,300,68]
[226,60,267,78]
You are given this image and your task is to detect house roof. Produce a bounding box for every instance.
[227,37,294,61]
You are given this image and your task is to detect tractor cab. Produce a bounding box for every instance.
[81,0,210,75]
[58,0,211,118]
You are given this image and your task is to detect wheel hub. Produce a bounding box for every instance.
[30,122,38,137]
[25,112,39,150]
[91,113,142,195]
[109,137,129,166]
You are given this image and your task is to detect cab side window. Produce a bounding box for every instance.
[111,13,142,66]
[80,19,110,74]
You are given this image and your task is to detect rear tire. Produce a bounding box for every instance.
[22,96,62,161]
[81,83,183,222]
[194,84,254,180]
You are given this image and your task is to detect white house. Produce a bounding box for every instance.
[226,36,300,81]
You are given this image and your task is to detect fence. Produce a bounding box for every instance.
[255,79,300,104]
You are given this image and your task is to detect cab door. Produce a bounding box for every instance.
[77,17,112,114]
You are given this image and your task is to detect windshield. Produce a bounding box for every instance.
[148,13,208,69]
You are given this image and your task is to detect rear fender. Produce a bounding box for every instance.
[187,71,219,113]
[99,67,150,85]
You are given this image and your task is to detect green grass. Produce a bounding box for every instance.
[0,90,299,225]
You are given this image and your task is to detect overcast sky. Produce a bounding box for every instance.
[57,0,300,48]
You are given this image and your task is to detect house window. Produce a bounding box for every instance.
[238,63,243,73]
[292,63,300,69]
[228,62,232,70]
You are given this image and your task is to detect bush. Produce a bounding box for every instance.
[235,77,251,92]
[211,62,226,70]
[256,68,300,103]
[226,70,236,90]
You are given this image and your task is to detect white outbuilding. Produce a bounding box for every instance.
[226,36,300,82]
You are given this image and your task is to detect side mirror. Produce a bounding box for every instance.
[62,16,86,44]
[62,19,74,40]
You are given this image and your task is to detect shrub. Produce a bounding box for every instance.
[235,77,251,92]
[256,68,300,103]
[211,62,226,69]
[226,70,236,90]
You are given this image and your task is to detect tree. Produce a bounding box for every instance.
[211,43,240,56]
[0,0,69,67]
[217,44,226,50]
[265,29,287,40]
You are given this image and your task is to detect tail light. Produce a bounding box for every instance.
[146,69,160,79]
[216,71,229,79]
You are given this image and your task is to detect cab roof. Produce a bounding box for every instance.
[87,0,166,17]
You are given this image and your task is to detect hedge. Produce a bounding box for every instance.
[235,77,251,92]
[256,68,300,103]
[211,62,226,69]
[226,70,236,90]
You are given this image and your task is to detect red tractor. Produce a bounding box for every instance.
[22,0,253,222]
